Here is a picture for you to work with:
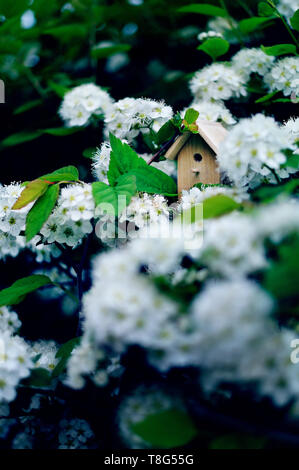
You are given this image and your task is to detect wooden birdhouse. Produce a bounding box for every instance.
[165,120,228,196]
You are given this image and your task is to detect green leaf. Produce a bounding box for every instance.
[0,0,28,18]
[255,91,279,103]
[264,237,299,302]
[12,179,49,210]
[92,174,137,216]
[107,134,176,195]
[1,130,43,147]
[177,4,227,17]
[239,16,275,33]
[43,127,81,136]
[47,80,69,97]
[261,44,297,56]
[115,174,137,212]
[25,184,59,242]
[210,433,266,449]
[107,133,143,185]
[156,120,177,146]
[132,408,197,448]
[184,108,199,125]
[126,166,177,196]
[283,153,299,169]
[91,43,131,59]
[0,275,52,307]
[13,99,43,115]
[203,195,241,219]
[40,166,79,182]
[44,24,87,41]
[290,9,299,32]
[253,179,299,202]
[23,368,52,388]
[82,147,97,159]
[52,338,80,378]
[258,2,277,17]
[197,37,229,61]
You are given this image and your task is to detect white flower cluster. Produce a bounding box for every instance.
[41,183,94,247]
[179,185,247,212]
[59,83,113,127]
[283,117,299,154]
[190,63,247,101]
[277,0,298,20]
[201,212,267,278]
[192,279,299,406]
[66,337,123,390]
[198,31,223,41]
[231,48,275,79]
[264,57,299,97]
[0,307,21,335]
[29,340,59,372]
[58,418,95,449]
[256,198,299,243]
[119,193,170,233]
[0,183,27,260]
[0,332,33,402]
[83,248,178,355]
[217,114,296,187]
[182,100,236,126]
[104,97,173,142]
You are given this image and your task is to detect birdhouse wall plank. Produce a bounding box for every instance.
[177,134,220,195]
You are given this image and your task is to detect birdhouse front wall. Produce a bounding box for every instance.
[177,134,220,195]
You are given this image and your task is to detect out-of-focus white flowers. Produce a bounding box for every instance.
[0,332,33,402]
[0,307,21,335]
[231,48,275,79]
[65,336,123,390]
[104,97,173,142]
[283,117,299,154]
[264,57,299,97]
[201,212,267,278]
[179,186,247,212]
[59,84,113,127]
[277,0,299,20]
[190,63,247,101]
[0,183,28,260]
[0,183,28,237]
[217,114,296,188]
[198,31,223,41]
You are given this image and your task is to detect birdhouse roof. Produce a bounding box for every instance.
[165,120,228,160]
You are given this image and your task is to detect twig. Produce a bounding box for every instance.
[147,133,178,165]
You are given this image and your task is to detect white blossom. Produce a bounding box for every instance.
[190,63,247,102]
[231,48,275,80]
[104,97,173,142]
[59,83,113,127]
[264,57,299,97]
[217,114,295,187]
